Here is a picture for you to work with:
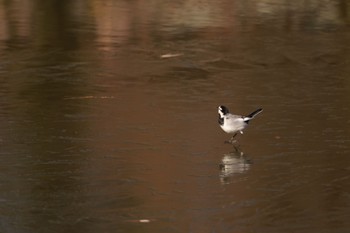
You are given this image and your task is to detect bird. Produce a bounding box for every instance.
[218,105,263,143]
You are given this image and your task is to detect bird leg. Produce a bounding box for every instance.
[225,133,238,144]
[229,133,238,144]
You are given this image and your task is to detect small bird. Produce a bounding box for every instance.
[218,105,263,143]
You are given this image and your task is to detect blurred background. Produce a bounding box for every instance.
[0,0,350,233]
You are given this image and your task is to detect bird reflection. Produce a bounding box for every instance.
[219,146,252,184]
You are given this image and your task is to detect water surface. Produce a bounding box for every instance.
[0,1,350,233]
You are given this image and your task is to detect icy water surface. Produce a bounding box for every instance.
[0,1,350,233]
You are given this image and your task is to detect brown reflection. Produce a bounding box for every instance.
[0,0,350,233]
[0,0,349,52]
[0,0,32,46]
[0,1,95,233]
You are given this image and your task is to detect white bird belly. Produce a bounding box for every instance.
[220,118,247,134]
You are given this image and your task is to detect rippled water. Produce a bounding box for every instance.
[0,1,350,233]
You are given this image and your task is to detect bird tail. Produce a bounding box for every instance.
[247,108,263,118]
[244,108,263,123]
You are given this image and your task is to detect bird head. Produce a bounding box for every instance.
[218,105,229,117]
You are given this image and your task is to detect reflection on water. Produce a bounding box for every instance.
[1,0,350,233]
[220,146,252,184]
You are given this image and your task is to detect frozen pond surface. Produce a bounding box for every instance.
[0,1,350,232]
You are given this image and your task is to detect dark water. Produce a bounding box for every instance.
[1,0,350,232]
